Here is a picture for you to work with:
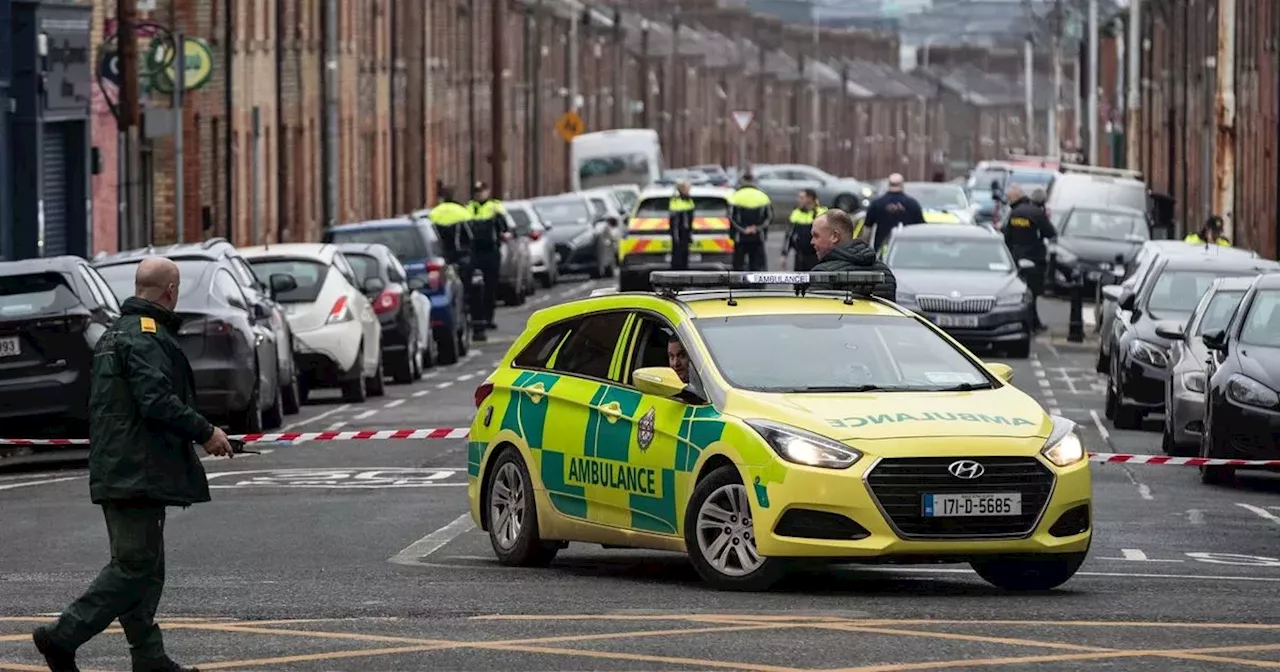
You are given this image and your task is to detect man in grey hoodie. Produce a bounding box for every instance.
[807,209,897,301]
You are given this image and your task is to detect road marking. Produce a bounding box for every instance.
[422,371,439,380]
[436,381,453,389]
[1099,548,1183,563]
[1083,310,1097,327]
[327,421,346,430]
[1090,409,1110,441]
[456,373,474,382]
[1185,552,1280,567]
[1116,466,1155,501]
[1237,502,1280,527]
[861,566,1280,583]
[282,403,352,431]
[388,513,476,565]
[1043,342,1061,357]
[0,476,81,492]
[384,399,404,408]
[1186,509,1206,525]
[354,409,378,420]
[413,390,430,397]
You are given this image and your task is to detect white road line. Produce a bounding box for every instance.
[413,390,430,397]
[327,421,347,430]
[1090,409,1111,442]
[456,373,475,382]
[858,566,1280,583]
[1043,342,1061,357]
[0,476,82,492]
[1237,503,1280,527]
[1098,548,1183,563]
[384,399,405,408]
[422,371,439,380]
[388,513,476,565]
[1186,509,1206,525]
[353,409,378,420]
[436,381,453,389]
[1083,310,1097,327]
[281,404,352,431]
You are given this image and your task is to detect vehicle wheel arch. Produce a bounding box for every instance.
[478,440,524,532]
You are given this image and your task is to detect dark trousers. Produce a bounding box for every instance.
[50,503,167,663]
[670,237,690,270]
[472,251,501,324]
[1017,256,1047,330]
[793,251,819,272]
[733,238,767,271]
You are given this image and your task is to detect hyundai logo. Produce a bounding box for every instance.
[947,460,985,480]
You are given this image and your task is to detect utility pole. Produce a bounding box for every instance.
[1086,0,1099,165]
[1049,1,1061,158]
[117,0,141,248]
[323,0,338,229]
[568,0,579,116]
[668,2,679,161]
[173,32,186,242]
[1022,0,1034,155]
[810,2,820,166]
[1125,0,1141,171]
[467,6,477,189]
[1213,0,1236,240]
[491,0,505,196]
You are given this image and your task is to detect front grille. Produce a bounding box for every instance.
[917,296,997,313]
[865,457,1054,539]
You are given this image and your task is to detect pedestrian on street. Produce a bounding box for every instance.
[1002,184,1058,333]
[781,188,827,271]
[429,187,480,339]
[866,173,926,255]
[467,181,511,337]
[1030,188,1048,207]
[1185,215,1231,247]
[33,257,234,672]
[667,181,696,271]
[727,173,773,271]
[807,209,897,301]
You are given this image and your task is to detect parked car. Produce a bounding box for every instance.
[323,217,471,365]
[902,182,976,225]
[1199,272,1280,484]
[338,242,434,383]
[1101,253,1278,429]
[688,164,733,187]
[532,194,618,278]
[618,185,735,291]
[507,200,558,287]
[1158,276,1252,456]
[607,184,641,214]
[95,248,293,432]
[751,163,873,219]
[1045,206,1148,293]
[0,257,121,444]
[240,244,385,403]
[497,207,535,306]
[883,224,1034,358]
[1043,165,1148,220]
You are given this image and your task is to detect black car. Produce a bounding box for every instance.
[532,194,618,278]
[1046,206,1149,292]
[1199,272,1280,484]
[338,242,433,383]
[0,257,121,447]
[95,247,298,433]
[1102,254,1279,430]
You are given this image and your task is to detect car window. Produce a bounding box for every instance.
[611,189,638,212]
[627,315,701,391]
[344,253,381,283]
[245,258,330,303]
[508,207,533,232]
[332,252,358,285]
[695,314,992,392]
[0,272,83,319]
[513,321,575,369]
[1240,289,1280,347]
[633,197,729,218]
[212,269,248,307]
[589,198,609,216]
[1193,290,1245,336]
[388,256,407,282]
[1062,210,1147,241]
[1146,269,1252,318]
[327,226,427,262]
[228,257,260,289]
[905,184,968,211]
[533,199,591,224]
[83,266,121,312]
[75,265,108,309]
[95,259,210,303]
[549,312,629,381]
[887,238,1013,272]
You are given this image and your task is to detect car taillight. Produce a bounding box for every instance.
[529,229,542,241]
[474,381,494,408]
[178,319,232,336]
[325,295,354,324]
[373,289,400,314]
[426,259,444,290]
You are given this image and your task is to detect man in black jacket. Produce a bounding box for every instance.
[33,257,232,672]
[808,209,897,301]
[1002,184,1057,332]
[866,173,926,254]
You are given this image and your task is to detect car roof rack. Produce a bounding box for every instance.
[1059,163,1144,180]
[649,270,886,306]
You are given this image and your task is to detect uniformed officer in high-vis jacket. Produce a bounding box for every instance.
[467,182,510,335]
[727,173,773,271]
[430,187,485,340]
[781,188,827,271]
[1185,215,1231,247]
[668,182,696,270]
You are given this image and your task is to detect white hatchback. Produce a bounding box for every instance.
[240,244,384,403]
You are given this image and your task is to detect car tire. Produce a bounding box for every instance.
[232,389,265,435]
[342,350,368,403]
[367,355,386,397]
[392,342,415,384]
[282,373,301,415]
[1006,339,1031,359]
[263,382,284,430]
[834,194,856,211]
[538,272,554,288]
[1094,348,1108,374]
[485,447,560,567]
[970,551,1088,591]
[683,464,785,592]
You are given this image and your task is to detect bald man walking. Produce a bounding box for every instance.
[33,257,232,672]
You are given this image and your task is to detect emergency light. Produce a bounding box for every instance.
[648,271,886,298]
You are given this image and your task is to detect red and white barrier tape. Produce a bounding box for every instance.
[0,429,1277,469]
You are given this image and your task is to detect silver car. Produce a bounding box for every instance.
[1158,276,1252,456]
[507,200,558,287]
[751,163,874,221]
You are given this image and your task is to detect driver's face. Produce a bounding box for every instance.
[667,341,689,382]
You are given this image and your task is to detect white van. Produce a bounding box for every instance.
[570,129,664,192]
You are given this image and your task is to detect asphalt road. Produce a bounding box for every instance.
[2,264,1279,672]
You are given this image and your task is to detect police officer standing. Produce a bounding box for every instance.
[668,181,696,271]
[1185,215,1231,246]
[33,257,233,672]
[781,188,827,271]
[429,187,481,340]
[468,182,510,335]
[866,173,926,254]
[1002,184,1058,332]
[727,173,773,271]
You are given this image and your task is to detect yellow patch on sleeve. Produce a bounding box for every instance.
[139,317,157,333]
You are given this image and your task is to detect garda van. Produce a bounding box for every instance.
[570,129,664,192]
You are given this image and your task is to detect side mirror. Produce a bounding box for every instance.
[407,276,427,291]
[1118,289,1137,312]
[985,362,1014,383]
[1100,284,1122,302]
[251,302,271,320]
[363,276,386,293]
[268,273,297,296]
[1202,328,1227,351]
[1017,258,1036,270]
[1153,320,1185,340]
[632,366,688,398]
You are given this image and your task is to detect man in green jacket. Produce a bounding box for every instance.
[33,256,233,672]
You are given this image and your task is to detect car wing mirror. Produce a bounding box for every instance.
[985,362,1014,383]
[1154,321,1185,341]
[632,367,688,398]
[268,273,297,296]
[1118,289,1137,312]
[1100,284,1122,302]
[251,302,271,320]
[1202,328,1227,351]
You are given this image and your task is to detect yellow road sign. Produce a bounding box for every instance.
[555,111,584,142]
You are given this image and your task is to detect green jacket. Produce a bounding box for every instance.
[88,297,216,506]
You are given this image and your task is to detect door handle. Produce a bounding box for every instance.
[599,401,622,419]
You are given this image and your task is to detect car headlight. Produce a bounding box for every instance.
[1226,375,1280,409]
[996,290,1030,306]
[1041,415,1085,467]
[571,230,595,248]
[1181,371,1206,393]
[1129,339,1169,367]
[746,419,861,470]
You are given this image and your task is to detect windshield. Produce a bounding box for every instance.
[633,197,729,219]
[327,226,426,262]
[578,153,654,190]
[1195,290,1245,335]
[1147,269,1250,318]
[344,254,379,283]
[95,259,210,303]
[508,208,532,229]
[887,238,1013,272]
[906,184,968,211]
[0,272,82,319]
[1009,171,1055,188]
[968,168,1009,191]
[1240,290,1280,347]
[696,314,992,392]
[533,199,590,224]
[246,258,329,303]
[611,188,638,212]
[1063,210,1148,241]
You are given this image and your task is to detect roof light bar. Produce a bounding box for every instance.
[649,271,886,294]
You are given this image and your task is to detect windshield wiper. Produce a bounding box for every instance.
[795,384,898,393]
[927,382,994,392]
